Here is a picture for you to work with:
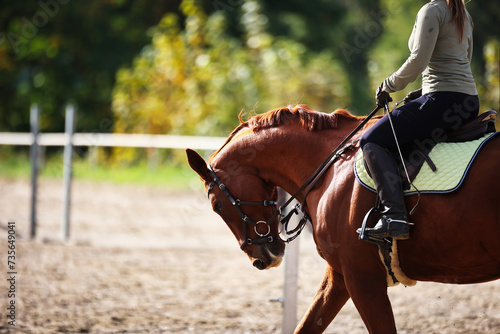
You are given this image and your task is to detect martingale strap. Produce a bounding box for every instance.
[278,203,310,243]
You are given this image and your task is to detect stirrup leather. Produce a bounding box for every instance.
[386,218,414,225]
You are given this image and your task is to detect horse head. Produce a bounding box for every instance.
[186,104,347,270]
[187,148,286,270]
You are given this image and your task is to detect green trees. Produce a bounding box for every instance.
[112,0,347,137]
[0,0,178,132]
[0,0,498,142]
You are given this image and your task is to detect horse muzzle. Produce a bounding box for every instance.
[249,243,284,270]
[253,259,268,270]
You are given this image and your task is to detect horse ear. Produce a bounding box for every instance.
[186,148,211,182]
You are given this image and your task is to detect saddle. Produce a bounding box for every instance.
[355,110,497,286]
[357,110,497,287]
[397,110,497,188]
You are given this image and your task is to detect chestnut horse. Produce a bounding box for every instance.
[186,104,500,333]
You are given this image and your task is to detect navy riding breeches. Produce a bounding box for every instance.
[360,92,480,150]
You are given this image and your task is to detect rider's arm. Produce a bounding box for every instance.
[381,3,440,93]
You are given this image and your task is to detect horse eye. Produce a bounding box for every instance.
[214,202,222,214]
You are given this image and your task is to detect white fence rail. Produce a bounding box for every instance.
[1,104,228,239]
[0,132,226,150]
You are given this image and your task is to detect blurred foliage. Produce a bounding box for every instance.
[111,0,349,164]
[228,0,385,112]
[0,0,180,132]
[468,0,500,112]
[368,0,425,103]
[112,0,346,138]
[482,40,500,111]
[0,0,499,166]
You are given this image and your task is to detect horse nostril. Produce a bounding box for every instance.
[253,260,267,270]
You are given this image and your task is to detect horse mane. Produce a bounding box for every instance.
[246,104,338,131]
[210,104,362,160]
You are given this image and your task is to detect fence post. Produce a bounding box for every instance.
[30,104,39,239]
[62,104,75,241]
[282,227,300,333]
[279,190,300,334]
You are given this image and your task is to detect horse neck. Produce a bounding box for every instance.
[239,121,363,196]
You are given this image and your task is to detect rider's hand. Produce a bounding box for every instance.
[403,88,422,104]
[375,83,392,108]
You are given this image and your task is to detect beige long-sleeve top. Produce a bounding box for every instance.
[382,0,477,96]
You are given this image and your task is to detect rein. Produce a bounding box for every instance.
[208,106,381,250]
[280,106,381,213]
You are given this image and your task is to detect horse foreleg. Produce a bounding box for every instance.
[294,266,350,334]
[344,268,397,334]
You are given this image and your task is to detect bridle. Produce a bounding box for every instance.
[206,140,365,251]
[207,164,278,250]
[206,105,382,251]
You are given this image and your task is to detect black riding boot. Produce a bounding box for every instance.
[358,142,412,240]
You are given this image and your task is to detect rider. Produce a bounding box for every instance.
[358,0,479,240]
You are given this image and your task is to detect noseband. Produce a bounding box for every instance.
[207,164,278,250]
